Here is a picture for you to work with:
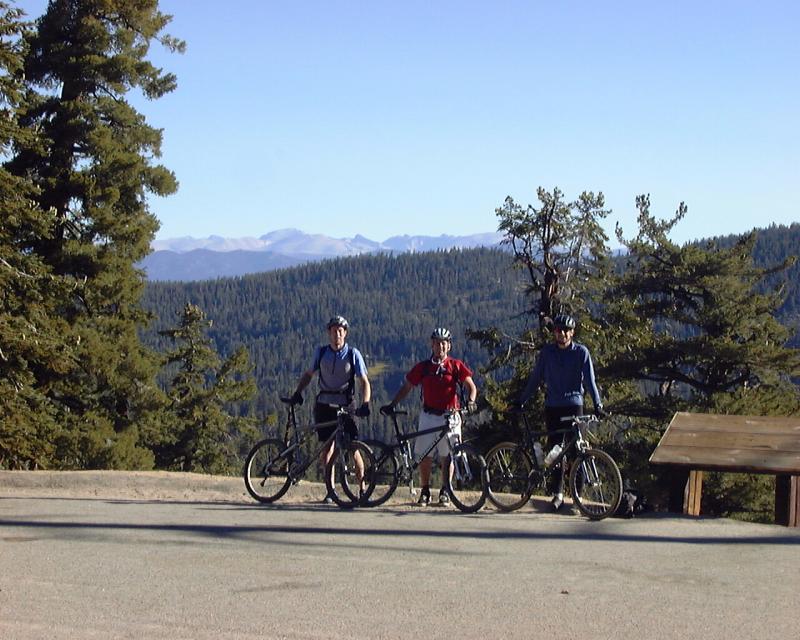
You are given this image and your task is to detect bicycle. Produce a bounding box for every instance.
[243,397,374,509]
[484,412,622,520]
[361,406,488,513]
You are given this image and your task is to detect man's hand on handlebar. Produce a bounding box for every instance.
[355,402,370,418]
[379,403,395,416]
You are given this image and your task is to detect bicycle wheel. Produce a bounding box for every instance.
[325,440,374,509]
[569,448,623,520]
[360,439,400,507]
[243,438,292,503]
[446,443,487,513]
[485,441,533,512]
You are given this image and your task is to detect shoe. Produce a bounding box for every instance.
[417,489,431,506]
[551,492,564,511]
[322,492,335,505]
[438,488,450,506]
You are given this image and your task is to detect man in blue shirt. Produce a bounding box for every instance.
[291,315,371,503]
[518,314,605,510]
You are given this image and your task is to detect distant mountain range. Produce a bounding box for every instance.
[141,228,505,280]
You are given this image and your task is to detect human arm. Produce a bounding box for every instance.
[381,379,415,414]
[352,348,371,415]
[388,379,414,407]
[462,375,478,413]
[518,353,544,406]
[582,350,603,412]
[290,369,315,404]
[354,373,372,416]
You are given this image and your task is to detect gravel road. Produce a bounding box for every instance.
[2,470,799,639]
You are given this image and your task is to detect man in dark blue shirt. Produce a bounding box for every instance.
[518,314,605,510]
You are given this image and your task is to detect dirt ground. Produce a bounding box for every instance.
[0,469,311,503]
[0,469,561,513]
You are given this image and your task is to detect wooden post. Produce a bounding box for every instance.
[775,475,800,527]
[683,470,703,516]
[666,467,690,513]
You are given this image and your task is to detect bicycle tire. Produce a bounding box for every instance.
[446,443,488,513]
[569,448,623,520]
[485,441,534,512]
[360,439,400,507]
[243,438,292,503]
[325,440,374,509]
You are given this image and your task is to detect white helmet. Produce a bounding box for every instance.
[431,327,452,341]
[327,315,349,330]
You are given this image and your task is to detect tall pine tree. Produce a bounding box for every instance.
[470,187,611,415]
[5,0,184,468]
[0,1,78,468]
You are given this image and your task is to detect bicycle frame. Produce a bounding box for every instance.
[516,413,596,483]
[385,409,464,494]
[278,402,353,482]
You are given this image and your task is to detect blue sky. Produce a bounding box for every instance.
[18,1,800,245]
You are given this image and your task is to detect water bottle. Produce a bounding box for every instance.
[533,442,544,466]
[544,444,562,466]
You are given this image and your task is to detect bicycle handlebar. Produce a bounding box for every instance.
[559,414,600,424]
[381,407,408,416]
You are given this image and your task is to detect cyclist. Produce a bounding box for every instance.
[381,327,477,507]
[517,313,606,511]
[290,315,371,504]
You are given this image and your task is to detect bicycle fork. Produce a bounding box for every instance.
[451,440,474,484]
[399,446,418,497]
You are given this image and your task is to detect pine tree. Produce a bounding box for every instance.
[601,196,800,517]
[156,303,256,474]
[469,187,612,425]
[4,0,184,468]
[0,1,76,468]
[606,195,800,420]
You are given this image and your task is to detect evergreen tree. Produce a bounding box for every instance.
[5,0,184,468]
[605,195,800,420]
[469,187,611,427]
[0,1,74,468]
[601,196,800,516]
[156,303,256,474]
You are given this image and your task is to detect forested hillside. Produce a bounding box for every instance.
[141,223,799,439]
[142,248,528,437]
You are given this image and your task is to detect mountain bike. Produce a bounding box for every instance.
[243,397,374,509]
[485,413,622,520]
[361,407,488,513]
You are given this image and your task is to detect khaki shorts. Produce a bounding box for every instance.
[414,410,462,459]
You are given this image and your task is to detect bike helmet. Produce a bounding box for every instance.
[327,315,349,330]
[553,314,576,330]
[431,327,452,341]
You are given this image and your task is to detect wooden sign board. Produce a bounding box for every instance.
[649,412,800,475]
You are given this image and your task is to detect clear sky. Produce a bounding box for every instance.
[18,1,800,245]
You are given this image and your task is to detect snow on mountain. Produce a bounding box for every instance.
[142,229,506,280]
[151,228,504,255]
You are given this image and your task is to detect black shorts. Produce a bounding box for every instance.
[313,403,358,442]
[544,406,583,448]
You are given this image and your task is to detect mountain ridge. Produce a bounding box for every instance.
[143,229,505,280]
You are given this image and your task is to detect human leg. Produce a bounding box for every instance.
[314,403,338,502]
[436,412,462,505]
[544,406,582,509]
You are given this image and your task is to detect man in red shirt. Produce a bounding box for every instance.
[381,327,478,506]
